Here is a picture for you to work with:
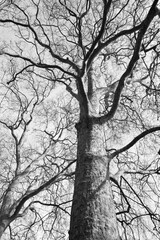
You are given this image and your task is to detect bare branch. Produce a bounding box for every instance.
[85,0,112,67]
[11,159,76,218]
[111,126,160,158]
[92,0,159,124]
[0,18,79,73]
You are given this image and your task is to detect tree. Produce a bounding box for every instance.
[0,0,160,239]
[0,73,76,239]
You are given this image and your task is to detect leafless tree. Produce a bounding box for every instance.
[0,73,76,239]
[0,0,160,240]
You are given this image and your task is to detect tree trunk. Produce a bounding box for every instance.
[69,118,120,240]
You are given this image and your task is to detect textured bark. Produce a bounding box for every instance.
[69,119,120,240]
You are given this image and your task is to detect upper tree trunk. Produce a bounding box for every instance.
[69,118,120,240]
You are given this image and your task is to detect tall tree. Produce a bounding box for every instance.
[0,0,160,239]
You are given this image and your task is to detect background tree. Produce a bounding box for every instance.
[0,67,76,239]
[0,0,160,239]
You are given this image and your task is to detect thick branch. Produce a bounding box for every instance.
[92,0,159,124]
[86,23,143,70]
[11,160,76,219]
[0,18,79,73]
[85,0,112,68]
[86,0,160,68]
[110,126,160,158]
[2,52,77,79]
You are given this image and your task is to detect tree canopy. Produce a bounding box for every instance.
[0,0,160,239]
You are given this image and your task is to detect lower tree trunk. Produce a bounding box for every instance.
[69,119,120,240]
